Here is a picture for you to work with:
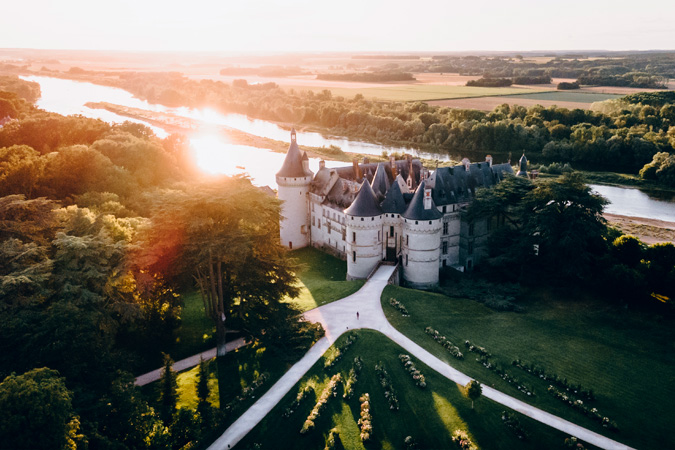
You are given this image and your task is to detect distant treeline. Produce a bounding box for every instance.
[352,55,421,60]
[219,66,308,77]
[466,75,552,87]
[317,72,415,82]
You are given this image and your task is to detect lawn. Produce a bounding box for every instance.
[290,85,551,102]
[286,247,364,312]
[238,330,585,450]
[500,91,621,103]
[381,285,675,450]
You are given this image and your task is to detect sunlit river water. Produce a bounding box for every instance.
[19,75,675,222]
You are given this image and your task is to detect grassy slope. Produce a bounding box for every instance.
[381,285,675,450]
[239,330,578,450]
[289,85,551,102]
[287,247,364,312]
[499,91,621,103]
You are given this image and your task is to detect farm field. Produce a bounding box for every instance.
[381,285,675,450]
[428,96,593,111]
[501,91,622,103]
[237,330,581,450]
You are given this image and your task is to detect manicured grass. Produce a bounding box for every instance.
[381,285,675,450]
[171,290,216,362]
[239,330,580,450]
[292,85,551,102]
[287,247,364,312]
[500,91,621,103]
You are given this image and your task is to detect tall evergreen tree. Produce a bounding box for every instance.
[159,353,178,424]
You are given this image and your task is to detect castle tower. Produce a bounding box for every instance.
[276,129,313,250]
[402,181,442,289]
[345,180,383,280]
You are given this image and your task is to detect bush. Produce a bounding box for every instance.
[557,81,580,90]
[357,394,373,442]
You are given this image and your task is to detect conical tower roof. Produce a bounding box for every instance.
[403,181,442,221]
[277,129,312,178]
[381,181,406,214]
[344,180,382,217]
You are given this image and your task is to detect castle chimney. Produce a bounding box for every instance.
[462,157,470,172]
[485,155,493,167]
[319,160,325,170]
[363,157,369,165]
[423,188,432,210]
[352,159,362,180]
[389,155,397,178]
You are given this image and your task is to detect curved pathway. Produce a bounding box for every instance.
[208,266,635,450]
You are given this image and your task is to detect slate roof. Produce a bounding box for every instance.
[380,181,407,214]
[276,129,313,178]
[371,163,391,200]
[403,181,442,221]
[344,180,382,217]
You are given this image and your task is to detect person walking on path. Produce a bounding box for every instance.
[356,311,359,320]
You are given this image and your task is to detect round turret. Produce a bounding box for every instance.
[345,181,383,280]
[276,129,313,250]
[401,181,442,289]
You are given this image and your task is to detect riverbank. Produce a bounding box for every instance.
[605,213,675,245]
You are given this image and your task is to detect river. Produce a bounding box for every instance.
[19,75,675,222]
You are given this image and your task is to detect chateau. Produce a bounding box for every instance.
[276,130,514,288]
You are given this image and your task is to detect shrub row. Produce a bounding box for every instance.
[358,393,373,442]
[424,327,464,359]
[463,340,491,357]
[389,297,409,316]
[282,385,314,419]
[222,372,270,416]
[476,356,535,397]
[374,363,399,411]
[512,359,595,401]
[343,356,363,400]
[300,373,342,434]
[398,354,426,388]
[547,386,618,432]
[324,332,358,370]
[501,411,528,441]
[451,430,477,450]
[324,428,342,450]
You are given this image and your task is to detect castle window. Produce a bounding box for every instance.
[378,230,381,241]
[390,226,394,237]
[443,222,449,235]
[415,221,418,225]
[318,219,321,228]
[405,254,408,266]
[406,235,409,246]
[429,221,432,225]
[442,206,447,213]
[353,251,356,262]
[361,218,364,221]
[312,217,315,227]
[353,232,356,243]
[469,223,475,236]
[442,241,448,254]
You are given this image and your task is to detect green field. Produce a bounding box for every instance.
[287,247,364,312]
[500,91,621,103]
[381,285,675,450]
[287,85,552,102]
[239,330,580,450]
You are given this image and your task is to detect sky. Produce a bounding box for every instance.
[2,0,674,53]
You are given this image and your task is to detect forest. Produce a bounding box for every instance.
[59,68,675,185]
[0,76,320,449]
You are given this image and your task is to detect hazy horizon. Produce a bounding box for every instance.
[3,0,674,54]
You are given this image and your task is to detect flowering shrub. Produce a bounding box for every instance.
[222,372,269,417]
[374,363,399,410]
[343,356,363,400]
[476,355,535,397]
[300,373,342,434]
[324,332,358,370]
[404,436,419,450]
[389,297,409,316]
[358,394,373,442]
[564,436,587,449]
[424,327,463,359]
[398,354,426,388]
[282,385,313,418]
[451,430,477,450]
[547,386,618,431]
[324,428,341,450]
[501,411,528,440]
[512,359,595,401]
[464,340,491,357]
